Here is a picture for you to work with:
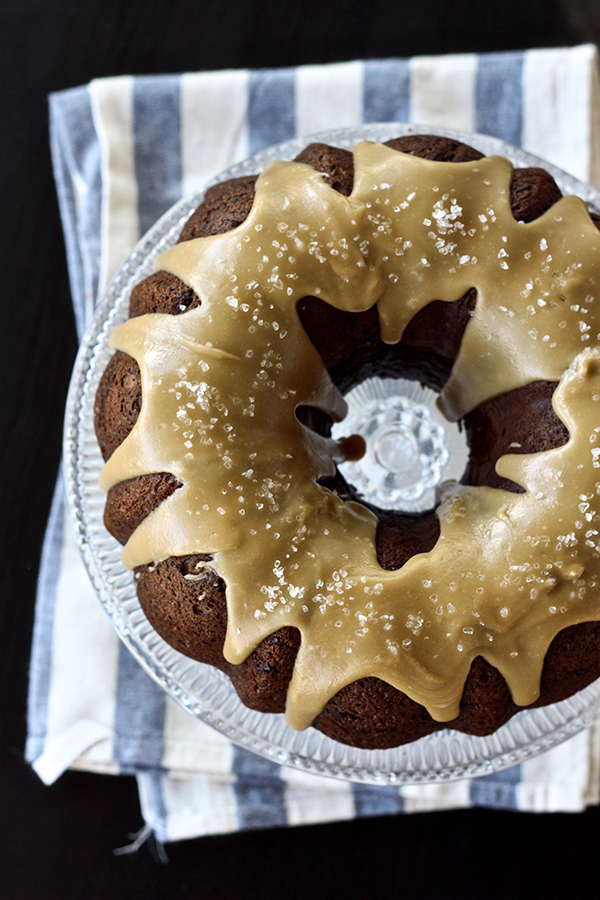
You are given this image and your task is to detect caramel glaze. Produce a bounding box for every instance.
[95,135,600,747]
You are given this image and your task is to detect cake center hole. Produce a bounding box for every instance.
[372,425,420,478]
[332,377,469,512]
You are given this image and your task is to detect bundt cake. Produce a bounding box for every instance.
[94,133,600,748]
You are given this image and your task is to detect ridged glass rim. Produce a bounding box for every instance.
[64,123,600,785]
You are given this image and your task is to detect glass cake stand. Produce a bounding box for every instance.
[64,123,600,785]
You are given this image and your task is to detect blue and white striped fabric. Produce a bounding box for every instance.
[29,46,600,842]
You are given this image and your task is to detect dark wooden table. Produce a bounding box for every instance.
[3,1,600,896]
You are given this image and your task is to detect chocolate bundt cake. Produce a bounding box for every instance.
[95,133,600,749]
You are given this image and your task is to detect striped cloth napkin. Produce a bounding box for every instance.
[29,45,600,843]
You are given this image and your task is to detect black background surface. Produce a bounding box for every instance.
[3,1,600,897]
